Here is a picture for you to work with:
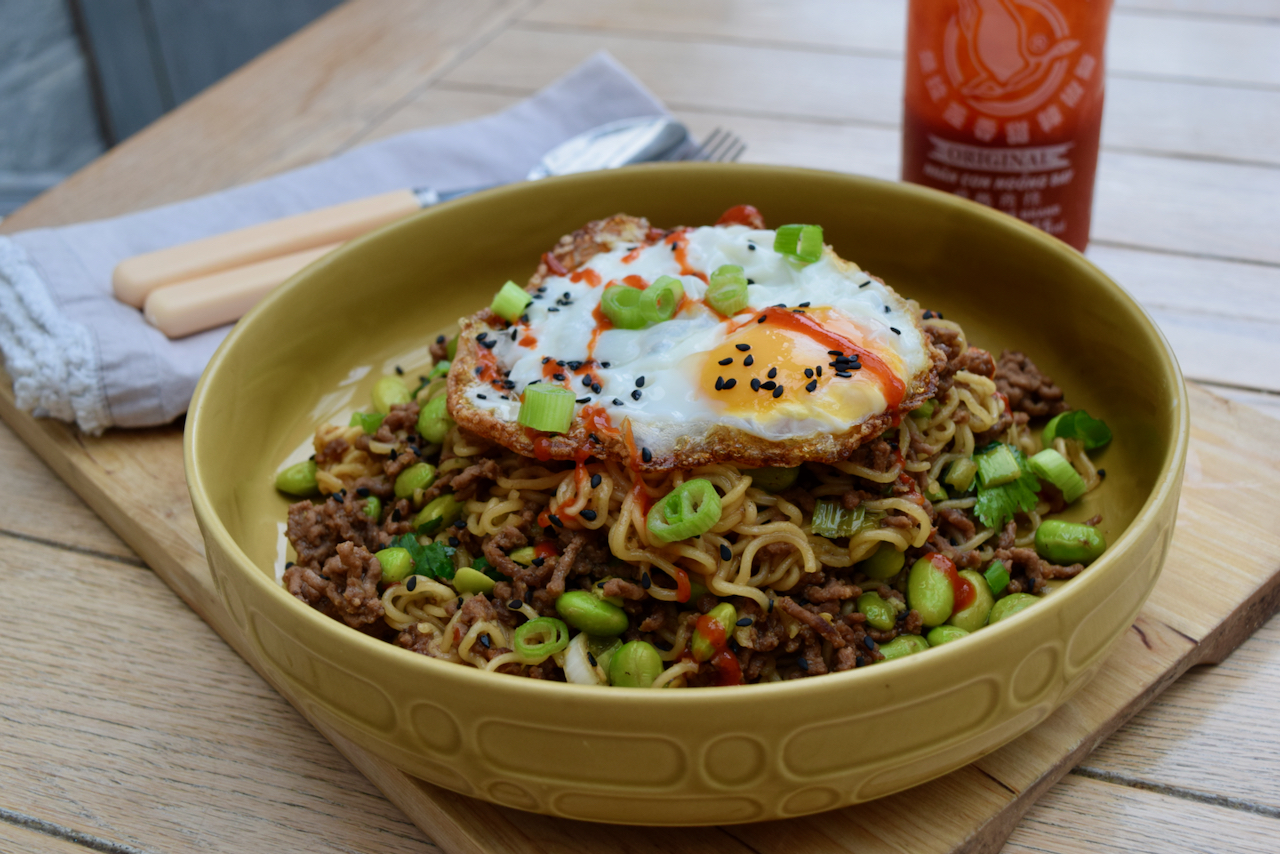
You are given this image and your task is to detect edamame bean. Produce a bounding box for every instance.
[609,640,663,687]
[877,634,929,661]
[555,590,629,636]
[509,546,536,566]
[858,543,906,580]
[947,569,994,632]
[989,592,1039,624]
[856,592,896,631]
[363,496,381,520]
[927,625,970,647]
[372,375,411,414]
[375,547,413,584]
[415,493,463,530]
[744,466,799,493]
[395,462,437,499]
[417,396,455,444]
[275,459,319,496]
[453,567,496,595]
[691,603,737,662]
[1035,519,1106,564]
[907,555,956,627]
[682,578,709,607]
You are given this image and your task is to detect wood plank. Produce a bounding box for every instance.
[1080,611,1280,810]
[0,820,106,854]
[0,411,136,562]
[1,0,527,231]
[1004,774,1280,853]
[0,535,440,854]
[1205,385,1280,422]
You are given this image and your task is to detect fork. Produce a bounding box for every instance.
[693,128,747,162]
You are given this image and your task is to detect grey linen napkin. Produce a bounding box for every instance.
[0,53,672,434]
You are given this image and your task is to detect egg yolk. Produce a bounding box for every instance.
[699,307,907,427]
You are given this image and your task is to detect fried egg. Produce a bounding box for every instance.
[448,215,942,470]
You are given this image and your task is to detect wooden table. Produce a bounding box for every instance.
[2,1,1278,851]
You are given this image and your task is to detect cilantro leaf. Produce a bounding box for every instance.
[973,445,1041,530]
[388,533,456,580]
[470,555,505,582]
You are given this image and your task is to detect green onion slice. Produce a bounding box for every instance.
[491,280,532,322]
[984,560,1010,597]
[646,478,723,543]
[348,411,385,434]
[517,384,576,433]
[911,399,937,421]
[513,617,571,663]
[640,275,684,324]
[1027,448,1088,503]
[975,444,1022,487]
[773,224,824,263]
[1042,410,1113,450]
[706,264,749,316]
[601,284,647,329]
[945,457,978,493]
[811,499,867,538]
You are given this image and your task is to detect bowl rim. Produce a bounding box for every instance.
[185,162,1190,704]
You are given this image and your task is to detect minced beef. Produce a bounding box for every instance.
[284,541,383,628]
[994,546,1084,594]
[994,350,1069,417]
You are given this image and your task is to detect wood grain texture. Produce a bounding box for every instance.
[1005,774,1280,853]
[0,821,107,854]
[0,534,439,854]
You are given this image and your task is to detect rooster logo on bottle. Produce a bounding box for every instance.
[946,0,1079,116]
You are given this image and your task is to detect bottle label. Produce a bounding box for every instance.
[903,0,1110,249]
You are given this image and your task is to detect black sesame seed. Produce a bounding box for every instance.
[736,617,753,627]
[748,279,756,285]
[761,380,776,391]
[524,591,535,605]
[475,366,483,376]
[1098,468,1107,479]
[836,371,853,378]
[448,536,460,547]
[549,514,563,527]
[406,576,417,592]
[590,474,602,488]
[859,281,870,288]
[773,302,786,308]
[806,379,818,393]
[532,556,546,567]
[816,365,823,377]
[923,310,936,319]
[715,376,725,391]
[799,301,811,307]
[767,599,774,612]
[479,635,491,648]
[855,655,866,667]
[508,599,523,611]
[635,376,646,387]
[654,639,673,651]
[772,385,784,398]
[804,368,814,378]
[736,343,751,352]
[532,293,543,300]
[890,327,901,335]
[613,398,625,406]
[542,356,551,364]
[767,367,777,379]
[557,360,566,367]
[582,375,593,387]
[553,373,566,381]
[309,454,316,461]
[453,519,467,529]
[601,361,611,368]
[477,393,487,400]
[729,637,742,653]
[580,509,598,521]
[547,307,560,312]
[483,339,497,349]
[391,509,402,522]
[723,378,737,389]
[520,314,529,323]
[476,331,488,341]
[568,360,582,370]
[589,433,600,444]
[720,544,732,561]
[642,447,653,463]
[863,635,877,650]
[883,305,891,313]
[751,378,761,391]
[436,334,446,344]
[395,365,404,375]
[576,397,591,404]
[511,329,518,341]
[631,389,643,400]
[587,652,597,667]
[757,315,767,323]
[748,242,756,250]
[591,383,602,394]
[356,486,370,497]
[641,573,652,589]
[671,242,680,251]
[719,357,734,366]
[743,354,754,366]
[285,561,295,569]
[797,658,809,671]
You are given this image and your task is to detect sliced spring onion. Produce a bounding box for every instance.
[984,560,1010,597]
[512,617,570,663]
[562,632,607,686]
[446,335,458,360]
[517,384,576,433]
[1042,410,1113,450]
[640,275,684,324]
[1027,448,1088,503]
[491,280,532,322]
[601,284,646,329]
[946,457,978,493]
[811,500,867,538]
[427,359,451,380]
[911,399,937,421]
[773,224,824,263]
[646,478,723,543]
[744,466,800,493]
[706,264,749,315]
[975,444,1022,487]
[348,411,385,434]
[925,480,948,503]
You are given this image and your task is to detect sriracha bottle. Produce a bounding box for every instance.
[901,0,1113,251]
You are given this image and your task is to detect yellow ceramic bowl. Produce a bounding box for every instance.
[186,163,1187,825]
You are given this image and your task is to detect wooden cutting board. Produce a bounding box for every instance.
[2,376,1277,854]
